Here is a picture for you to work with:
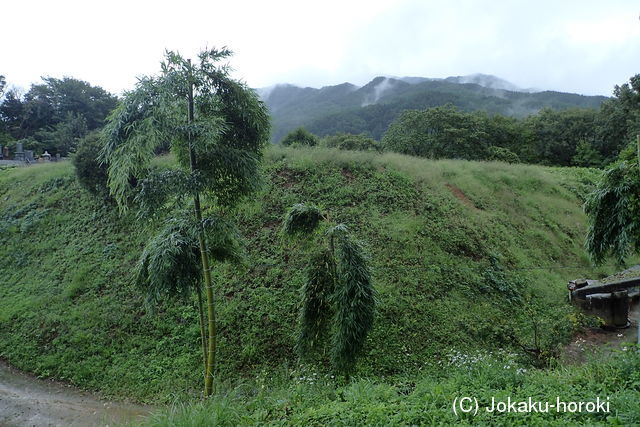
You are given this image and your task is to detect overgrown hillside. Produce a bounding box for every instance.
[0,147,622,402]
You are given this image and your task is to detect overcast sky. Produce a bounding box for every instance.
[2,0,639,96]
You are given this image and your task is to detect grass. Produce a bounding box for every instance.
[146,348,640,425]
[0,147,636,413]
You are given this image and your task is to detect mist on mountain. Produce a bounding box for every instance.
[259,74,607,142]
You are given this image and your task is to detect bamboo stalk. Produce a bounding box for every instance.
[187,60,217,396]
[196,286,207,379]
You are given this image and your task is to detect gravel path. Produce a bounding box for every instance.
[0,361,149,426]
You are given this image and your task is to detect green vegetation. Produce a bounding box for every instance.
[2,41,639,427]
[0,76,117,156]
[265,74,640,170]
[264,76,607,143]
[382,106,488,160]
[72,131,110,198]
[147,348,640,425]
[1,147,633,408]
[283,205,376,377]
[585,141,640,264]
[487,146,521,163]
[101,48,270,396]
[322,132,380,151]
[381,104,629,168]
[280,127,319,147]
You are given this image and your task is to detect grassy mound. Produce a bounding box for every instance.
[0,147,626,402]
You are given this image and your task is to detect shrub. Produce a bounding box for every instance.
[487,146,521,163]
[281,127,319,147]
[72,131,110,198]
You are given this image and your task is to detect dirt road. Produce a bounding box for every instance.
[0,361,149,426]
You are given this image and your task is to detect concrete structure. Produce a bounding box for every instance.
[569,276,640,330]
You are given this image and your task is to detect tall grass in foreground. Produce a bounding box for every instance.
[145,347,640,426]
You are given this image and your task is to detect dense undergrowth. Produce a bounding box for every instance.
[0,147,635,416]
[147,348,640,425]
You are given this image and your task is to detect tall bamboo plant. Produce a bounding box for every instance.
[101,48,269,396]
[283,204,376,378]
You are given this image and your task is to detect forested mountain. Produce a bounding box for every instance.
[260,74,608,142]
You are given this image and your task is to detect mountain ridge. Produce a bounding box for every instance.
[258,74,608,142]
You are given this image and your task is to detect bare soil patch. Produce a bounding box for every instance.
[445,183,477,209]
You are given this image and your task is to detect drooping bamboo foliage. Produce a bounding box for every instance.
[134,169,203,220]
[102,78,178,209]
[283,204,376,378]
[102,50,269,209]
[297,249,336,356]
[135,214,201,305]
[134,210,245,381]
[101,48,270,396]
[331,228,376,375]
[135,213,209,374]
[282,203,324,236]
[585,152,640,264]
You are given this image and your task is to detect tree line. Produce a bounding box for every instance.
[0,75,117,156]
[281,74,640,169]
[2,70,637,169]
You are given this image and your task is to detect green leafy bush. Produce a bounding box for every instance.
[487,146,520,163]
[585,160,640,263]
[281,127,319,147]
[72,131,110,198]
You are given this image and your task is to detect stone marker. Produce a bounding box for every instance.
[24,150,34,163]
[15,142,24,161]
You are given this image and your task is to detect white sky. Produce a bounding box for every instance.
[1,0,639,96]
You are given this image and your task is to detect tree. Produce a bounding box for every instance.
[0,75,10,141]
[280,126,319,146]
[583,75,640,263]
[38,112,88,156]
[523,108,599,166]
[283,204,376,378]
[596,74,640,163]
[0,76,117,153]
[483,114,529,161]
[381,106,488,160]
[101,48,270,396]
[571,140,604,168]
[23,77,118,131]
[0,89,25,139]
